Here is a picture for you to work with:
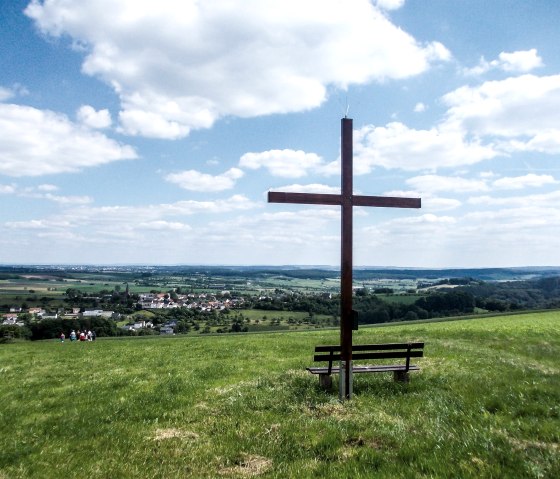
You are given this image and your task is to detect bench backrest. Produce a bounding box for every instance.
[314,342,424,374]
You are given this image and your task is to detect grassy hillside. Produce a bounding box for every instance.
[0,312,558,478]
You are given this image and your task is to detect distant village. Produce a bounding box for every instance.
[2,291,245,334]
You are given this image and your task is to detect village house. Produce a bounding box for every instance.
[81,310,119,319]
[159,325,175,335]
[122,320,154,332]
[2,313,22,326]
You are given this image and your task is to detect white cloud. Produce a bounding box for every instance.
[413,102,426,112]
[0,184,16,194]
[384,189,461,211]
[398,213,456,225]
[406,175,489,193]
[37,184,59,192]
[498,49,543,72]
[468,190,560,207]
[375,0,406,10]
[42,193,93,205]
[77,105,112,129]
[0,84,28,102]
[463,49,543,76]
[352,122,498,172]
[1,184,92,204]
[165,167,244,192]
[0,183,91,204]
[442,74,560,140]
[497,131,560,155]
[5,219,72,230]
[0,103,137,177]
[422,197,462,211]
[0,87,14,102]
[4,195,259,251]
[69,195,258,224]
[240,150,324,178]
[137,221,192,231]
[492,173,557,190]
[204,208,341,260]
[25,0,450,139]
[344,72,560,174]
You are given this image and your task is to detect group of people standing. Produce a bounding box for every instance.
[59,330,96,342]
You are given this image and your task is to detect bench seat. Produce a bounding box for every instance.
[308,342,424,389]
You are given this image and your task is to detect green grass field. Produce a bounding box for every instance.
[0,312,558,478]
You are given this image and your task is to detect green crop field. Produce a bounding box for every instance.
[0,312,558,478]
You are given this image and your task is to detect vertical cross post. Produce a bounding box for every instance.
[268,117,421,400]
[340,118,353,400]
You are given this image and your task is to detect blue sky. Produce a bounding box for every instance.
[1,0,560,267]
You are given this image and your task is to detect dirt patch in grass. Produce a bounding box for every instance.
[340,436,384,459]
[152,428,199,441]
[219,454,272,477]
[509,438,560,452]
[493,427,560,453]
[304,401,350,419]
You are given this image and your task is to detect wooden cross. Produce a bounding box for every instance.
[268,118,421,400]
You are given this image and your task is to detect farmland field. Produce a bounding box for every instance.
[0,311,559,478]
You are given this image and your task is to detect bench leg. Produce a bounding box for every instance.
[319,374,333,390]
[394,371,410,383]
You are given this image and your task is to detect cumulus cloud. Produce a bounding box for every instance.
[5,195,259,248]
[0,84,28,102]
[422,197,462,211]
[413,102,426,112]
[384,189,461,211]
[468,189,560,207]
[442,74,560,140]
[492,174,557,190]
[240,149,324,178]
[0,103,137,177]
[405,175,489,193]
[499,49,543,72]
[25,0,450,139]
[0,184,16,194]
[137,221,192,231]
[375,0,406,10]
[3,184,92,204]
[0,87,14,102]
[346,72,560,173]
[41,193,93,205]
[165,167,244,192]
[37,184,58,192]
[77,105,112,129]
[352,122,498,172]
[404,173,556,196]
[463,49,543,76]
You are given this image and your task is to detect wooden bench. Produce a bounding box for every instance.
[307,342,424,389]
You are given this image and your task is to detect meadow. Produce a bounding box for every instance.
[0,312,558,478]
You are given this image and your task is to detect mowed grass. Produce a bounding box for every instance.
[0,312,558,478]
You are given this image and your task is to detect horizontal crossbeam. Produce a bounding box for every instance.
[267,191,340,205]
[268,191,420,209]
[353,195,421,209]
